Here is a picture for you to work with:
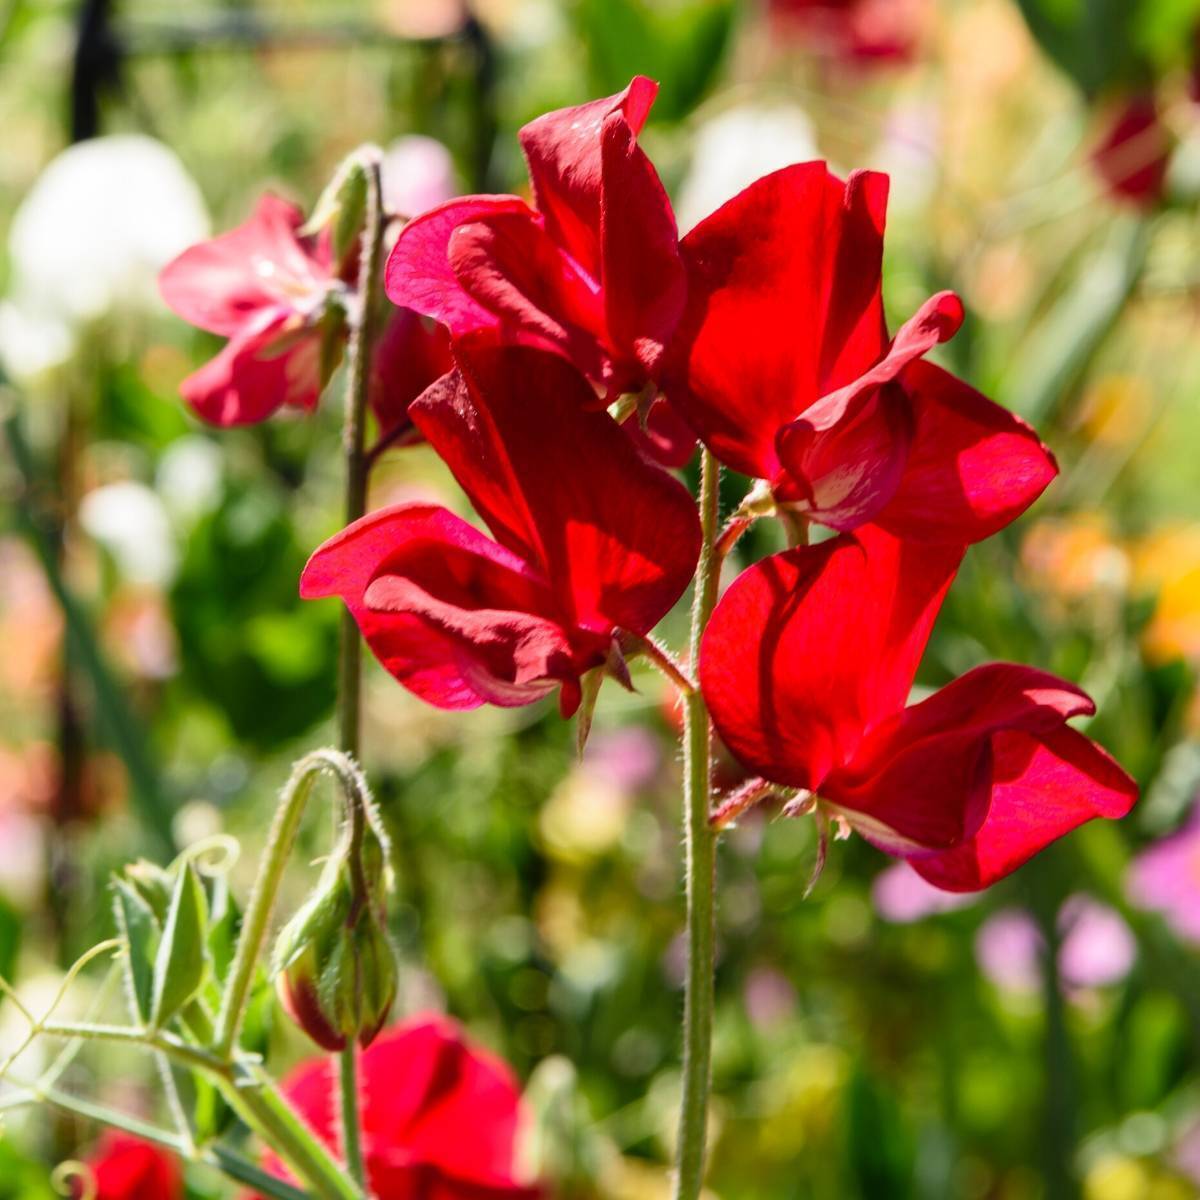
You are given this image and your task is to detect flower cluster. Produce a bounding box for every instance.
[163,77,1137,891]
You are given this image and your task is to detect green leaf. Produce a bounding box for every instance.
[571,0,738,124]
[150,864,209,1028]
[207,873,243,984]
[113,879,161,1025]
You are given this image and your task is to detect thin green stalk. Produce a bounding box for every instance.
[674,449,722,1200]
[334,145,385,1194]
[218,1073,363,1200]
[339,1047,365,1188]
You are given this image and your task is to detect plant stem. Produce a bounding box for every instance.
[219,1072,363,1200]
[334,145,385,1196]
[674,449,722,1200]
[337,147,383,761]
[339,1047,366,1187]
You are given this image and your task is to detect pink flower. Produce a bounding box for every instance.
[976,896,1135,994]
[159,194,339,426]
[872,861,975,923]
[1127,811,1200,944]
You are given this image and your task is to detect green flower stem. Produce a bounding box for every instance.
[674,448,722,1200]
[339,1047,365,1190]
[36,1016,362,1200]
[218,1072,363,1200]
[334,144,385,1196]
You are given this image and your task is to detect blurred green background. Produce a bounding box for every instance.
[1,1,1200,1197]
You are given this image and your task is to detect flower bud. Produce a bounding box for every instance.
[272,831,397,1051]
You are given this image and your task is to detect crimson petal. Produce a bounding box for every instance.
[410,344,701,637]
[598,108,685,379]
[700,527,962,789]
[384,195,536,336]
[875,360,1059,544]
[301,503,578,711]
[179,306,321,427]
[827,664,1098,855]
[519,76,658,275]
[159,193,327,337]
[908,724,1137,891]
[666,163,891,481]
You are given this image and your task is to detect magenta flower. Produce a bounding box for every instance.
[159,194,339,426]
[1127,811,1200,944]
[872,861,974,923]
[975,896,1135,994]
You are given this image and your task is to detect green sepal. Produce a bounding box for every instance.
[150,863,210,1029]
[303,155,368,263]
[112,878,160,1025]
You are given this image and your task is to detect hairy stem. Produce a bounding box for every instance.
[334,144,385,1195]
[674,448,722,1200]
[218,1073,363,1200]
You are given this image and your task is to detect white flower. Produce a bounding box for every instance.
[79,480,177,587]
[156,435,224,524]
[1,135,209,379]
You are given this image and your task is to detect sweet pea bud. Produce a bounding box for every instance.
[302,149,372,264]
[272,829,397,1051]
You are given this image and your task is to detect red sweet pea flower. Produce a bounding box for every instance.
[369,305,455,450]
[771,0,926,64]
[666,163,1058,543]
[83,1132,182,1200]
[1091,93,1171,209]
[301,344,701,716]
[384,77,692,462]
[260,1016,540,1199]
[159,194,340,426]
[700,526,1137,890]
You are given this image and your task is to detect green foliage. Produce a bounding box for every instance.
[169,479,339,746]
[570,0,738,123]
[150,863,209,1028]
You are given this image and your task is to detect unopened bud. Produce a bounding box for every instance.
[272,833,397,1051]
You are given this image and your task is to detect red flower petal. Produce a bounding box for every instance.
[828,664,1097,854]
[598,107,685,379]
[793,290,961,436]
[179,307,322,427]
[774,380,914,528]
[410,344,701,637]
[874,360,1058,543]
[301,503,577,711]
[519,76,658,275]
[384,195,536,336]
[370,306,454,443]
[447,211,611,384]
[265,1016,540,1199]
[908,723,1137,891]
[88,1132,182,1200]
[700,527,962,788]
[159,193,329,337]
[666,164,889,481]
